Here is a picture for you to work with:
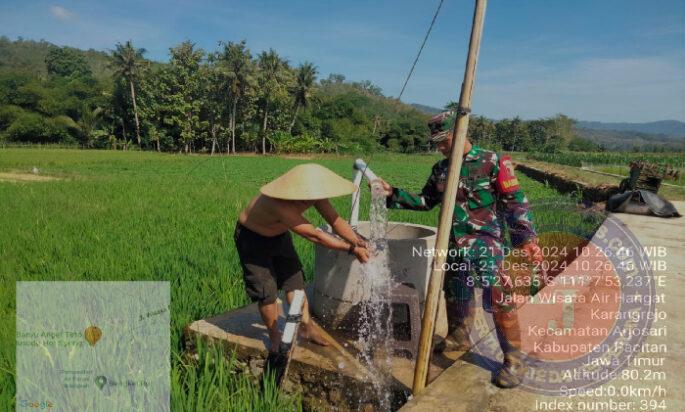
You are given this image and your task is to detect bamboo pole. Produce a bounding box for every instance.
[412,0,488,394]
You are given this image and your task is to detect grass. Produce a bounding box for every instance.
[0,148,601,410]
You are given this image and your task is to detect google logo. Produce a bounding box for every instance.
[18,400,55,410]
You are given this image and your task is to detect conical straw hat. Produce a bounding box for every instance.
[260,163,356,200]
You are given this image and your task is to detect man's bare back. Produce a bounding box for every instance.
[239,194,368,262]
[238,194,312,237]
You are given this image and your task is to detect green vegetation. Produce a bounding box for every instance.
[466,113,597,153]
[523,151,685,169]
[0,37,113,78]
[0,149,602,410]
[0,37,428,154]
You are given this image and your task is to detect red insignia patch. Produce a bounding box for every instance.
[496,155,520,193]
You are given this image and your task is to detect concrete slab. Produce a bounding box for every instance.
[401,201,685,412]
[183,289,458,410]
[184,295,383,410]
[184,298,366,378]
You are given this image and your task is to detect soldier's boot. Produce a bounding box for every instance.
[434,299,475,353]
[493,310,527,389]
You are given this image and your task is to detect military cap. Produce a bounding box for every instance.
[427,111,457,143]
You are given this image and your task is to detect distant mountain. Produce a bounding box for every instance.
[576,120,685,138]
[410,103,442,115]
[575,127,685,151]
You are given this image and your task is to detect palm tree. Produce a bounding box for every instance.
[204,53,224,155]
[221,40,254,154]
[289,62,317,133]
[111,41,146,148]
[257,49,287,154]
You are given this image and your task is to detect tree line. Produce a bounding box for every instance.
[464,110,603,153]
[0,37,600,154]
[0,38,429,153]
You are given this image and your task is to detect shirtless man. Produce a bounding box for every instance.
[234,163,369,354]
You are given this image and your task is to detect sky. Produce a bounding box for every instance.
[1,0,683,122]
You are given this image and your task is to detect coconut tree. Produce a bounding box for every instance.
[220,40,254,154]
[204,52,226,155]
[110,41,146,148]
[256,49,288,154]
[289,62,317,133]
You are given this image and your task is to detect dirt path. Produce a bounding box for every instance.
[0,172,61,182]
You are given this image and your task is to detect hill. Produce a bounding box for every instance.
[575,120,685,151]
[410,103,442,115]
[577,120,685,137]
[574,127,685,151]
[0,36,113,79]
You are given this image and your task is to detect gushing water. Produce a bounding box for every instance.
[357,180,395,411]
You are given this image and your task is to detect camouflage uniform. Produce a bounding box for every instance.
[394,110,534,387]
[387,144,536,314]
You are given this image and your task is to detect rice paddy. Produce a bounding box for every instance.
[0,148,602,410]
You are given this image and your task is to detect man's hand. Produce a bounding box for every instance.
[368,178,393,197]
[522,239,543,264]
[353,245,370,263]
[315,199,369,248]
[353,230,369,248]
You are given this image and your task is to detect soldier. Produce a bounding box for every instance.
[377,111,542,388]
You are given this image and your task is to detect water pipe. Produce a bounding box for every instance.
[353,158,379,181]
[350,159,379,228]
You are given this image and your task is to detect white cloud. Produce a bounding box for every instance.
[50,5,74,21]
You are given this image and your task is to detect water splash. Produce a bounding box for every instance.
[357,180,394,410]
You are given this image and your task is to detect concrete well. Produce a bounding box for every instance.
[311,221,447,333]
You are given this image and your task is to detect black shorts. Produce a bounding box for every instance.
[233,221,305,305]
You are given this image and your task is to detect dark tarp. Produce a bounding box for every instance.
[606,190,681,218]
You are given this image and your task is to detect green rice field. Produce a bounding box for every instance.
[0,149,603,411]
[523,151,685,169]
